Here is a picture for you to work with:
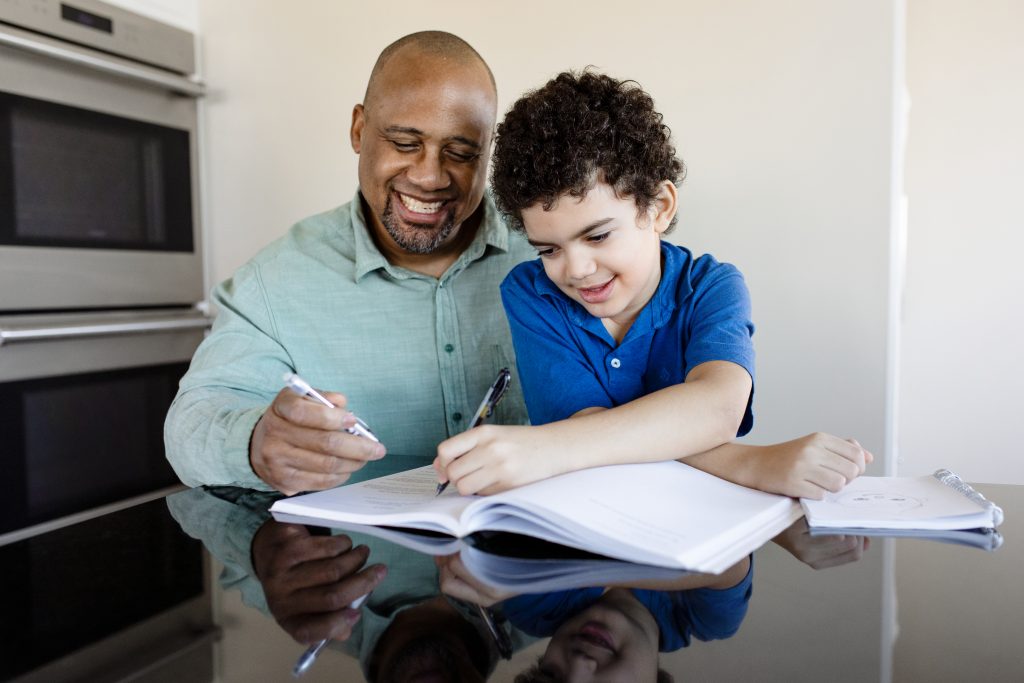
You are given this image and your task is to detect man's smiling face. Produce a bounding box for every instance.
[351,48,496,264]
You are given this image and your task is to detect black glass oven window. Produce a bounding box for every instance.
[0,91,193,251]
[0,362,187,533]
[0,499,205,680]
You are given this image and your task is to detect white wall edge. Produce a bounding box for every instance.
[885,0,908,480]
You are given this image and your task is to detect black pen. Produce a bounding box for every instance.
[436,368,512,496]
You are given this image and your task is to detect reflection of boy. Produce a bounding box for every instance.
[506,560,752,680]
[435,71,871,498]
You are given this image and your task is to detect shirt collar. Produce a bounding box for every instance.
[531,241,696,339]
[351,191,509,282]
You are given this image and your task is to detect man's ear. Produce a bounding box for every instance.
[652,180,678,235]
[350,104,365,153]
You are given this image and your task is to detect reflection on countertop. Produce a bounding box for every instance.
[5,483,1022,682]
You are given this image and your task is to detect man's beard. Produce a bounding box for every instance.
[381,194,457,254]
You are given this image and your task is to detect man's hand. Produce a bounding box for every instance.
[250,387,386,495]
[434,424,564,496]
[251,522,387,645]
[749,433,874,499]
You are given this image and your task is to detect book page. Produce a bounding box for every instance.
[466,461,797,570]
[802,475,994,530]
[269,466,475,535]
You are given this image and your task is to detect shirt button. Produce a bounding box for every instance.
[453,412,463,421]
[444,344,454,353]
[610,358,622,369]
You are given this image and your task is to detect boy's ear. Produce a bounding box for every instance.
[651,181,678,235]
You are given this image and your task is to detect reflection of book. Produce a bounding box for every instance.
[270,462,801,573]
[802,469,1004,532]
[282,518,696,593]
[808,526,1004,551]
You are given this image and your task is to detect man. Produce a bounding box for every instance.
[165,32,533,494]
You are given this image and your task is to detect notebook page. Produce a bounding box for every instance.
[802,475,995,530]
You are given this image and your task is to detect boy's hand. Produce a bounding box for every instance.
[435,554,517,606]
[749,432,873,499]
[434,424,564,495]
[773,518,870,570]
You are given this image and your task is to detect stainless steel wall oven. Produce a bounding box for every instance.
[0,1,213,680]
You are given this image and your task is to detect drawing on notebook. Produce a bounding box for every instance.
[835,491,923,513]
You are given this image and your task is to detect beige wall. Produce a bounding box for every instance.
[900,0,1024,484]
[190,0,898,472]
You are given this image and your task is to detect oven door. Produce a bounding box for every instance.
[0,21,202,311]
[0,309,209,541]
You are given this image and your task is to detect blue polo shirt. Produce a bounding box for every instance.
[499,241,755,434]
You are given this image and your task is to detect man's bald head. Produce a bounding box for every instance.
[363,31,496,111]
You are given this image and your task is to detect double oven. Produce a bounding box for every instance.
[1,1,215,680]
[0,0,207,540]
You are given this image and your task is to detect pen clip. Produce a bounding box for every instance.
[471,368,512,426]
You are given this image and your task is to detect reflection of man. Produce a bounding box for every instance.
[166,487,529,680]
[165,32,532,494]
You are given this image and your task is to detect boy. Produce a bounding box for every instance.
[435,71,870,498]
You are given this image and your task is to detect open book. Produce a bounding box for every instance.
[802,469,1004,532]
[269,461,802,574]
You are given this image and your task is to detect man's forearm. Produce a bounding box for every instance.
[164,387,270,490]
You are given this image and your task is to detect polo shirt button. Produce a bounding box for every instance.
[610,358,622,369]
[453,412,463,421]
[444,344,454,353]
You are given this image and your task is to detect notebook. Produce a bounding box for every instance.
[801,469,1004,532]
[269,461,803,574]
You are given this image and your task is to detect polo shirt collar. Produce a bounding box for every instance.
[531,241,696,340]
[351,191,509,282]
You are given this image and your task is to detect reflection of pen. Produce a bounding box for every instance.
[476,603,513,660]
[292,592,371,678]
[283,372,379,442]
[436,368,512,496]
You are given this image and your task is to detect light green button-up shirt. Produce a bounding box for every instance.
[165,192,534,490]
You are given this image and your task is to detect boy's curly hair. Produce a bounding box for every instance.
[491,70,685,234]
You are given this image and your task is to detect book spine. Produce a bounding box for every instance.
[932,469,1005,527]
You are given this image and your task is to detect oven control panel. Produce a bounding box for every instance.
[0,0,194,75]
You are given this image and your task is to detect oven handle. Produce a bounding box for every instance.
[0,27,204,97]
[0,316,212,346]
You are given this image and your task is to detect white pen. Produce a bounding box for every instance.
[282,372,379,442]
[292,592,371,677]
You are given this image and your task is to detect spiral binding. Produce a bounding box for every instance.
[932,469,1005,527]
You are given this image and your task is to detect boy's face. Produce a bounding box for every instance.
[522,181,676,338]
[538,588,660,681]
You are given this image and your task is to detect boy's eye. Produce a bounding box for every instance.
[586,232,610,244]
[536,247,557,258]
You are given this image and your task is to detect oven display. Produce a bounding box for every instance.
[60,4,113,34]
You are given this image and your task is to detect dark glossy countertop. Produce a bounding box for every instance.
[6,482,1023,682]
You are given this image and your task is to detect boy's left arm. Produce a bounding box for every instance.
[683,433,873,499]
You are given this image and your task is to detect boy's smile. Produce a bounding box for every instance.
[522,180,677,343]
[577,277,616,304]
